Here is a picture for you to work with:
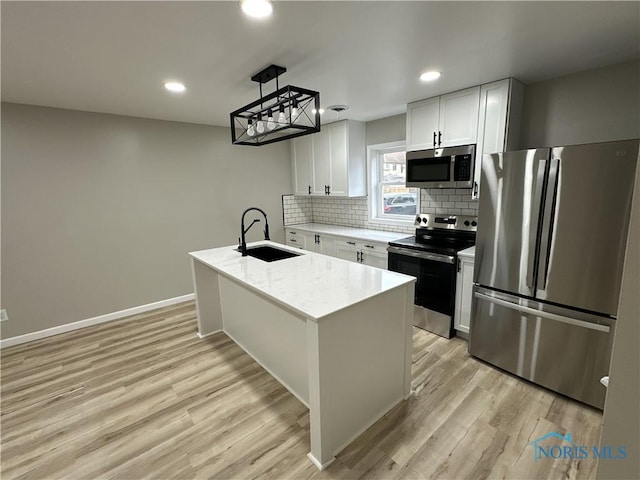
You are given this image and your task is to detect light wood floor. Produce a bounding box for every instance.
[1,301,603,480]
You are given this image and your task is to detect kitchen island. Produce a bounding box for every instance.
[189,241,415,470]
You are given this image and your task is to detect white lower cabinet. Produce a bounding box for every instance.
[285,228,388,269]
[454,254,475,335]
[285,228,306,250]
[335,239,388,269]
[335,239,358,261]
[315,234,336,256]
[359,243,388,269]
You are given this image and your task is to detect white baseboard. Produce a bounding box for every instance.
[307,452,335,471]
[0,293,195,349]
[196,330,222,339]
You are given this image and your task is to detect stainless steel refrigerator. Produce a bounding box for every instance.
[469,139,639,409]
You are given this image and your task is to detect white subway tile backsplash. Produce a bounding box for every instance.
[282,187,477,235]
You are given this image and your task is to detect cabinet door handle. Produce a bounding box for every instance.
[457,258,461,272]
[327,185,331,195]
[290,231,297,235]
[357,251,361,262]
[364,244,374,249]
[290,238,298,243]
[308,185,311,195]
[473,181,479,199]
[438,131,442,146]
[433,131,437,147]
[346,241,356,246]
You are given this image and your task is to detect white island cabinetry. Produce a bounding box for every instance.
[190,241,414,470]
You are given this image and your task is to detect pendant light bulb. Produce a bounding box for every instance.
[247,120,255,137]
[267,110,276,130]
[291,101,299,120]
[278,105,287,124]
[256,117,265,134]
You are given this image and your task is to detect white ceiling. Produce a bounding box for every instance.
[2,1,639,127]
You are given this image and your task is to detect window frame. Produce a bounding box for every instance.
[367,141,420,226]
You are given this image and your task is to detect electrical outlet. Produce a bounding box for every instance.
[0,309,8,322]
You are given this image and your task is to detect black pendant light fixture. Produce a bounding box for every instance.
[230,64,320,146]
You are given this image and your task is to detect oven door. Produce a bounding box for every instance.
[387,246,456,338]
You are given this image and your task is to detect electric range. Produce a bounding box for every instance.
[387,213,477,338]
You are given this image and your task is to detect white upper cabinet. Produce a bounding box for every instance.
[312,129,331,195]
[473,78,524,198]
[438,88,480,147]
[406,86,480,151]
[406,97,440,151]
[406,78,523,198]
[292,135,313,196]
[291,120,366,197]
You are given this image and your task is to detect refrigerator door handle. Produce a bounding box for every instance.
[537,157,560,292]
[526,158,547,289]
[474,291,611,333]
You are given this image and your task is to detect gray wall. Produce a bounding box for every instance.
[1,103,291,339]
[597,155,640,480]
[366,113,406,146]
[521,60,640,148]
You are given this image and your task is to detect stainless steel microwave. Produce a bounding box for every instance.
[406,144,475,188]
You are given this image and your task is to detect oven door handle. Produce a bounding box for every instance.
[387,246,455,264]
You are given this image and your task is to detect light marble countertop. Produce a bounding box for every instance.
[189,241,415,321]
[285,223,409,244]
[458,246,476,258]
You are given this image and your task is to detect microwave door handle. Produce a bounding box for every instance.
[526,158,547,290]
[433,132,437,148]
[450,156,456,184]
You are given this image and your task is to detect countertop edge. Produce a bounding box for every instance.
[284,223,409,243]
[189,241,415,322]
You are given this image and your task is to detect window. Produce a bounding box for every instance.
[368,142,419,224]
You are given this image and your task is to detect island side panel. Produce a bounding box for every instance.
[191,258,224,337]
[306,283,414,469]
[402,283,414,398]
[218,275,310,406]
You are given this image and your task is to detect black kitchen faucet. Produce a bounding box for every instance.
[239,207,270,256]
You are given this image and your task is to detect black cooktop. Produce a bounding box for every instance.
[388,214,477,256]
[389,234,475,256]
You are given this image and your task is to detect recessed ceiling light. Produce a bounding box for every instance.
[419,71,441,82]
[311,108,325,115]
[164,81,186,93]
[241,0,273,18]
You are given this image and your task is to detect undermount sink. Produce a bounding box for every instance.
[238,245,302,262]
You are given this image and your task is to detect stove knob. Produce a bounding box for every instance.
[471,221,477,227]
[415,215,421,223]
[422,217,428,224]
[464,220,470,226]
